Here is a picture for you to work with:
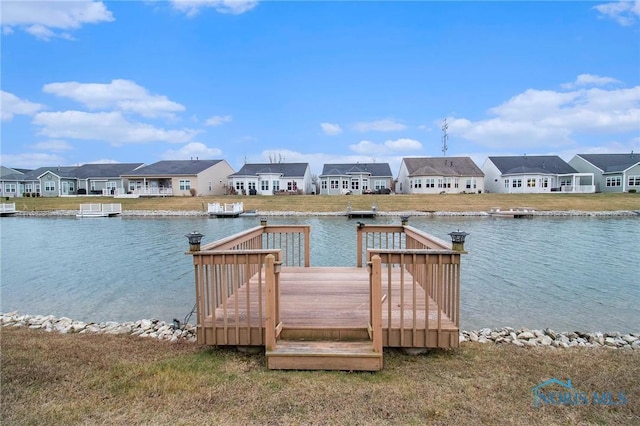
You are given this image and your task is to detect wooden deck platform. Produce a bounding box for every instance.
[191,223,463,371]
[204,267,457,346]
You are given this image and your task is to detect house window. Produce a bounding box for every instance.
[330,180,339,189]
[90,182,96,191]
[4,183,16,193]
[409,180,413,189]
[129,181,135,191]
[106,182,116,190]
[443,177,452,188]
[454,178,459,189]
[414,179,422,188]
[44,181,55,192]
[261,180,269,191]
[512,179,522,188]
[628,176,640,186]
[342,180,349,189]
[527,178,536,187]
[208,181,212,191]
[321,180,327,190]
[438,178,443,188]
[179,180,191,190]
[235,182,244,191]
[560,178,572,187]
[541,177,549,188]
[374,180,386,190]
[466,179,472,189]
[362,178,368,190]
[504,179,510,188]
[273,181,280,191]
[35,183,40,193]
[351,180,359,190]
[248,182,256,190]
[606,176,621,187]
[25,184,33,193]
[425,178,435,188]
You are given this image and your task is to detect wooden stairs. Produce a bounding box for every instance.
[266,326,383,371]
[266,338,383,371]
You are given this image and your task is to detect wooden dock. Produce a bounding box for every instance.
[208,202,244,218]
[190,223,463,371]
[0,202,17,216]
[76,203,122,218]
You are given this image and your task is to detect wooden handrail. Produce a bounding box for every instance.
[369,255,383,355]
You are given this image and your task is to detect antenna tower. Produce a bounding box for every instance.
[441,118,449,156]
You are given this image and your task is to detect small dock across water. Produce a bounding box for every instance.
[76,203,122,218]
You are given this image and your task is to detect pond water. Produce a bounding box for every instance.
[1,215,638,332]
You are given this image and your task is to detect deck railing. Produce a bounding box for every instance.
[0,202,16,213]
[192,224,310,345]
[368,249,461,348]
[356,224,451,267]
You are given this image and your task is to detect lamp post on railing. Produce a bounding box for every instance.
[448,230,469,253]
[400,215,410,226]
[260,217,268,226]
[185,231,204,252]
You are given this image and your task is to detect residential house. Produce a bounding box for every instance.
[1,163,145,197]
[482,155,595,194]
[319,163,393,195]
[120,159,234,196]
[74,163,144,195]
[1,166,28,198]
[228,163,313,195]
[569,153,640,193]
[396,157,484,194]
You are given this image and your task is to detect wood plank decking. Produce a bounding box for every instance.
[205,267,456,345]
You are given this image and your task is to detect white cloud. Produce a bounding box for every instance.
[31,140,74,152]
[1,91,44,121]
[161,142,223,160]
[0,152,67,169]
[353,119,407,132]
[171,0,258,17]
[43,80,185,118]
[447,83,640,149]
[205,115,233,126]
[33,111,199,145]
[350,138,422,155]
[320,122,343,136]
[1,0,114,40]
[385,138,422,151]
[594,1,640,26]
[561,74,622,89]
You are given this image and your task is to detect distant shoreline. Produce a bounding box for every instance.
[13,209,640,217]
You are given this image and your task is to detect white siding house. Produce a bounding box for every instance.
[482,156,595,194]
[569,153,640,193]
[319,163,393,195]
[228,163,313,195]
[396,157,484,194]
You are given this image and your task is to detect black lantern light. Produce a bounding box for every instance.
[400,215,410,226]
[185,231,204,252]
[448,229,469,252]
[260,217,268,226]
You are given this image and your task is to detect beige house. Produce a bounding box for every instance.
[120,159,234,196]
[396,157,485,194]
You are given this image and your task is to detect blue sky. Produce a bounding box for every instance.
[1,0,639,175]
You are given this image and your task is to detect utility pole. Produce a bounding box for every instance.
[441,118,449,157]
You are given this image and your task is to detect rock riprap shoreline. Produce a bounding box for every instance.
[2,312,638,349]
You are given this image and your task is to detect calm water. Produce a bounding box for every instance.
[1,215,638,332]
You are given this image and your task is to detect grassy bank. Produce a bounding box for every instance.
[1,328,638,425]
[10,192,640,213]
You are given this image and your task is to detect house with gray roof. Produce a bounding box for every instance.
[1,163,145,198]
[569,153,640,193]
[74,163,144,195]
[482,155,594,194]
[121,159,234,196]
[319,163,393,195]
[228,163,312,195]
[1,166,28,198]
[396,157,484,194]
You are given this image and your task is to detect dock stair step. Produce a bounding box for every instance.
[266,340,382,371]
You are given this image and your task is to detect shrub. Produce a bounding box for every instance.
[189,188,197,197]
[629,189,637,193]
